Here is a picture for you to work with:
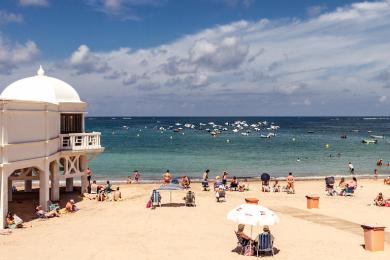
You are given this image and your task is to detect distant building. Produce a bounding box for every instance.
[0,66,103,228]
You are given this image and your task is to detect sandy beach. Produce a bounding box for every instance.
[0,178,389,260]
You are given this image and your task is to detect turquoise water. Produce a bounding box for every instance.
[85,117,390,180]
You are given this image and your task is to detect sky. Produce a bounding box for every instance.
[0,0,390,116]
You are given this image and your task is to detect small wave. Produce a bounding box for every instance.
[363,117,390,120]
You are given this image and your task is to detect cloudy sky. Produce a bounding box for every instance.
[0,0,390,116]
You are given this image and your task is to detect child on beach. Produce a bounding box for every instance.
[286,172,295,194]
[273,180,280,192]
[6,211,23,229]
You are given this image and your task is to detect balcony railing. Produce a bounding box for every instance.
[60,132,102,151]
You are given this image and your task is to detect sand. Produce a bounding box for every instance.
[0,178,389,260]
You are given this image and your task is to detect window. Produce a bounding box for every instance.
[61,114,82,134]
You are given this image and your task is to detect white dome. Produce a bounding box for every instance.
[1,66,82,104]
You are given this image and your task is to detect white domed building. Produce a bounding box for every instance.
[0,66,103,228]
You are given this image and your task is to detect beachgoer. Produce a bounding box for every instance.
[90,180,99,194]
[163,170,172,184]
[86,167,92,189]
[35,205,60,218]
[377,159,383,166]
[214,176,223,190]
[236,224,253,246]
[133,170,140,183]
[286,172,295,193]
[348,177,357,189]
[6,211,23,229]
[374,169,378,180]
[385,176,390,185]
[127,176,133,184]
[238,178,248,192]
[273,180,280,192]
[374,192,385,206]
[113,187,122,201]
[338,177,347,195]
[65,199,78,212]
[181,176,190,189]
[255,225,274,250]
[202,169,209,181]
[230,176,238,190]
[348,162,354,174]
[222,171,229,186]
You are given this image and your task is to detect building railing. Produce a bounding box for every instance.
[60,132,102,151]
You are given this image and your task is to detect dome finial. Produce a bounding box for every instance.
[37,65,45,76]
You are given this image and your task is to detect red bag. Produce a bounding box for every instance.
[385,200,390,207]
[146,200,151,208]
[244,242,254,256]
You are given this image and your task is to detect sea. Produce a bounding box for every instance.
[85,117,390,181]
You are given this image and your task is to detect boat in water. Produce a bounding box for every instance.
[370,135,384,139]
[362,139,378,144]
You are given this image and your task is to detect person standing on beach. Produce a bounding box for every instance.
[203,169,209,181]
[86,168,92,192]
[286,172,295,193]
[133,170,140,183]
[222,171,229,186]
[374,169,378,180]
[348,162,354,174]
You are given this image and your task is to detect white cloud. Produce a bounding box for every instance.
[379,95,387,103]
[68,45,110,75]
[0,37,39,74]
[0,10,23,25]
[4,0,390,116]
[19,0,49,6]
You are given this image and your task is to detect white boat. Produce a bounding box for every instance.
[241,133,249,136]
[362,139,378,144]
[232,129,239,133]
[370,135,384,139]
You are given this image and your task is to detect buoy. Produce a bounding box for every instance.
[227,139,230,143]
[325,144,330,148]
[137,134,140,137]
[170,136,173,139]
[292,138,296,141]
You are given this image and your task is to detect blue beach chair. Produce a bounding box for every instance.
[256,232,274,257]
[151,190,161,208]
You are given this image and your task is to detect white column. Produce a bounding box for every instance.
[0,168,9,229]
[25,180,32,192]
[50,162,60,201]
[39,164,50,211]
[7,179,12,202]
[80,155,88,194]
[66,178,73,192]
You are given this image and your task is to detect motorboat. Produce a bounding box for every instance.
[362,139,378,144]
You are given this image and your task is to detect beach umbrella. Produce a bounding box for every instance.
[260,173,270,182]
[157,183,184,203]
[227,204,279,236]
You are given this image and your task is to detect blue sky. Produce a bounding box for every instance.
[0,0,390,116]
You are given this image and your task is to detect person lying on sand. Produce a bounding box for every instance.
[6,211,23,229]
[65,199,78,213]
[374,192,385,206]
[35,205,60,218]
[113,187,122,201]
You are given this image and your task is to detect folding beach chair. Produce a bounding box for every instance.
[151,190,161,208]
[184,191,196,207]
[325,176,336,196]
[234,231,247,255]
[256,233,274,257]
[216,189,226,202]
[201,181,210,191]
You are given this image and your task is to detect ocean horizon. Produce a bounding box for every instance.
[85,116,390,180]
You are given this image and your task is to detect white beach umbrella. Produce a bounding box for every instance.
[227,204,279,226]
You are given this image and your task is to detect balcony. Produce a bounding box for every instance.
[60,132,102,151]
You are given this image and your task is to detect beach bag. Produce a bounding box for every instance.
[146,200,151,208]
[385,200,390,207]
[244,243,254,256]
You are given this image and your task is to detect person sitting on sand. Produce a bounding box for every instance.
[35,205,60,218]
[181,176,190,189]
[337,177,347,195]
[255,225,274,250]
[65,199,78,213]
[113,187,122,201]
[127,176,133,184]
[236,224,253,246]
[238,178,249,192]
[286,172,295,193]
[6,211,23,229]
[163,170,172,184]
[272,180,280,192]
[348,177,357,189]
[230,176,239,190]
[384,176,390,185]
[90,180,99,194]
[374,192,385,206]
